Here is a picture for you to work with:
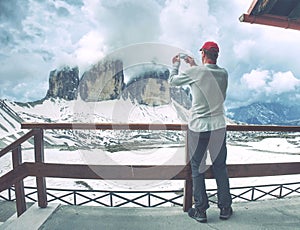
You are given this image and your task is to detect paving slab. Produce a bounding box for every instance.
[0,201,34,225]
[38,197,300,230]
[0,201,17,223]
[0,203,59,230]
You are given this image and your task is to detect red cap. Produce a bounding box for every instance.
[200,41,219,52]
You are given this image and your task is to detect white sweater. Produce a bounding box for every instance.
[169,63,228,132]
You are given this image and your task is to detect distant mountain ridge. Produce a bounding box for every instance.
[227,102,300,125]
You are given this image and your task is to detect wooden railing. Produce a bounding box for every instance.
[0,123,300,216]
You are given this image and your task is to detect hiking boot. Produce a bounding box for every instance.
[219,207,233,220]
[188,207,207,223]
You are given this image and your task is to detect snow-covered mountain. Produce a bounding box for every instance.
[0,100,27,147]
[0,98,190,151]
[227,102,300,125]
[1,97,299,154]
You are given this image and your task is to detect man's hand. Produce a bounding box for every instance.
[184,56,197,67]
[172,55,180,64]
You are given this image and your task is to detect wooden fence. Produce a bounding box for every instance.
[0,123,300,216]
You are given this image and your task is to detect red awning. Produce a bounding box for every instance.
[239,0,300,31]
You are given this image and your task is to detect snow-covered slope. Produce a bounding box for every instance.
[10,98,188,123]
[2,98,299,154]
[0,100,27,148]
[2,98,190,151]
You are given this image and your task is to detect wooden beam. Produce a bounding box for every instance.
[21,123,300,132]
[247,0,260,14]
[21,123,188,131]
[25,162,191,180]
[12,146,26,216]
[227,162,300,178]
[24,162,300,180]
[0,164,28,192]
[0,130,35,158]
[240,13,300,31]
[34,129,48,208]
[226,124,300,132]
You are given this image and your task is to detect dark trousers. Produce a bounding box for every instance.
[188,128,232,211]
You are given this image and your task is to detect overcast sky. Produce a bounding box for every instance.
[1,0,300,108]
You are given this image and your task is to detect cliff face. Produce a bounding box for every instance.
[44,60,192,109]
[46,66,79,100]
[122,68,171,106]
[122,66,192,108]
[79,59,124,101]
[123,78,171,106]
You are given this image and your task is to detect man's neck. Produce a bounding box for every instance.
[204,59,216,64]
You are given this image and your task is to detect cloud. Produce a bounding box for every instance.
[236,69,300,107]
[268,71,300,94]
[159,0,218,51]
[241,69,271,90]
[0,0,300,109]
[233,39,256,60]
[0,0,28,29]
[241,69,300,95]
[83,0,161,49]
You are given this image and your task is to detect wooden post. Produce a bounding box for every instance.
[34,128,48,208]
[12,145,26,216]
[183,130,193,212]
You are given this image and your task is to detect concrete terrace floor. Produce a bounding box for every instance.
[1,197,300,230]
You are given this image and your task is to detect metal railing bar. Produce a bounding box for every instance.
[0,194,10,201]
[112,193,149,207]
[46,192,74,205]
[230,188,254,202]
[150,193,183,207]
[75,192,111,206]
[150,193,183,202]
[279,186,300,198]
[1,184,300,207]
[252,187,281,201]
[24,195,37,202]
[77,199,110,207]
[73,191,76,205]
[152,201,183,207]
[24,190,38,202]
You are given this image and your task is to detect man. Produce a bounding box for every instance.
[169,41,232,223]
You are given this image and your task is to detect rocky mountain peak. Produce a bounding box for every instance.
[43,60,192,109]
[46,66,79,100]
[79,59,124,102]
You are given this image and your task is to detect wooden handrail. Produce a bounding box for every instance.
[25,163,191,180]
[24,162,300,179]
[21,122,300,132]
[0,129,36,158]
[0,164,28,192]
[226,124,300,132]
[21,123,188,131]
